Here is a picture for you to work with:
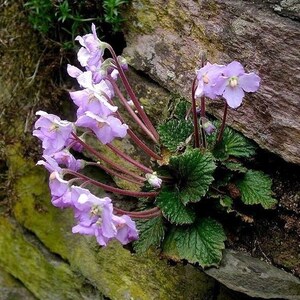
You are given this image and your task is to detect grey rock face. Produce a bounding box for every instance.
[205,250,300,300]
[123,0,300,164]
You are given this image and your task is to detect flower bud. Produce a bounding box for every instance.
[202,118,216,135]
[145,172,162,189]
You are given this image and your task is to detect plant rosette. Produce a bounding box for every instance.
[33,24,277,268]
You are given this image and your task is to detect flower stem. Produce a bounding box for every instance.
[107,45,159,141]
[192,77,200,148]
[66,169,158,198]
[113,207,162,219]
[107,76,158,143]
[86,162,145,185]
[71,133,145,182]
[112,108,162,160]
[217,101,228,143]
[106,143,153,174]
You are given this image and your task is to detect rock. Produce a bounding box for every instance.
[205,250,300,299]
[123,0,300,164]
[0,267,36,300]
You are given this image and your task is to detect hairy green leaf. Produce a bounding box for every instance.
[237,170,277,209]
[134,216,165,253]
[164,218,226,267]
[156,188,196,224]
[158,119,193,152]
[170,150,216,205]
[223,161,247,173]
[212,127,256,160]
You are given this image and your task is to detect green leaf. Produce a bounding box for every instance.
[220,196,233,209]
[134,216,165,253]
[170,150,216,205]
[223,161,247,173]
[161,227,181,261]
[164,218,226,268]
[156,188,196,225]
[237,170,277,209]
[212,127,256,160]
[158,119,194,152]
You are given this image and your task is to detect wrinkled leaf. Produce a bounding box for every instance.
[237,170,277,209]
[156,187,196,225]
[164,218,226,268]
[212,127,256,160]
[134,216,165,253]
[158,119,194,152]
[170,149,216,205]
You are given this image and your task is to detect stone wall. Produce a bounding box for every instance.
[122,0,300,164]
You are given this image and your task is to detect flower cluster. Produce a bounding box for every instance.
[195,61,261,109]
[33,24,144,246]
[33,24,262,254]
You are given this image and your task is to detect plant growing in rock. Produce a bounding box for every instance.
[33,24,277,268]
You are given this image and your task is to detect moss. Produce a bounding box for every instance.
[6,143,216,299]
[0,217,101,300]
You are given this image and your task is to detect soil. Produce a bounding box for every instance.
[226,149,300,277]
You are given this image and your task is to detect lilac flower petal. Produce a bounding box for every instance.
[224,61,245,77]
[223,86,245,109]
[72,224,95,235]
[37,155,62,173]
[239,73,261,92]
[67,64,83,78]
[114,215,138,244]
[77,71,93,89]
[77,47,91,67]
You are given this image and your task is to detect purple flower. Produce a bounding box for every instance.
[195,63,225,99]
[52,150,85,171]
[69,80,116,118]
[75,111,128,144]
[214,61,261,108]
[75,24,105,68]
[49,171,72,208]
[37,155,62,173]
[67,64,83,78]
[113,215,139,244]
[70,186,117,246]
[33,111,74,155]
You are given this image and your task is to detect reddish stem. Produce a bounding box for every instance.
[113,207,162,219]
[107,45,159,141]
[71,133,145,182]
[107,76,158,143]
[217,101,228,143]
[192,77,200,148]
[87,162,145,185]
[107,143,153,174]
[66,169,158,198]
[112,108,162,161]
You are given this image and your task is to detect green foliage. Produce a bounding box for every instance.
[163,219,226,268]
[222,161,247,173]
[169,150,216,205]
[212,127,256,160]
[134,216,165,253]
[156,188,196,225]
[237,170,277,209]
[24,0,55,34]
[103,0,129,33]
[137,100,278,268]
[158,119,193,152]
[24,0,128,46]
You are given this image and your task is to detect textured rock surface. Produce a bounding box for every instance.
[205,250,300,300]
[123,0,300,164]
[0,267,36,300]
